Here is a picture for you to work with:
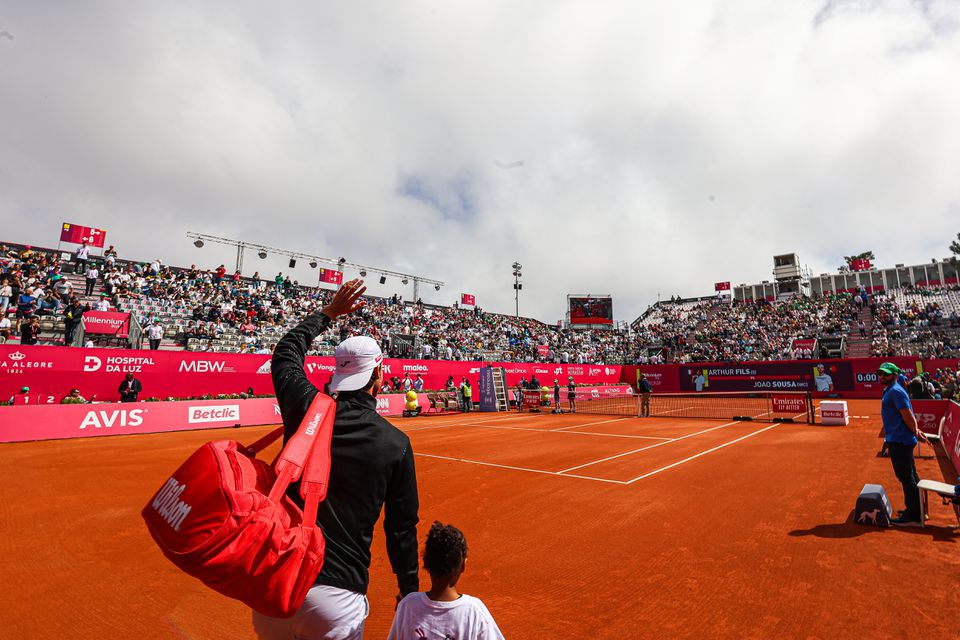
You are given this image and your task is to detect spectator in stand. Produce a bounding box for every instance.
[146,319,164,350]
[84,262,99,296]
[74,241,90,274]
[104,245,117,268]
[37,291,62,316]
[0,277,11,316]
[94,294,110,312]
[53,275,73,301]
[118,373,142,402]
[414,374,424,392]
[0,313,12,341]
[20,316,40,345]
[61,388,87,404]
[64,298,84,345]
[15,287,37,332]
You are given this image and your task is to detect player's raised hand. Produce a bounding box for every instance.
[322,279,366,320]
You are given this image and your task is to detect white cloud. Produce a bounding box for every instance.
[1,0,958,323]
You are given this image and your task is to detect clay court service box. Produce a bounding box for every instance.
[820,401,849,426]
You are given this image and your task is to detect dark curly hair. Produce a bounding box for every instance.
[423,521,468,578]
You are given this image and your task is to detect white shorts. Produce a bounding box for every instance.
[252,585,369,640]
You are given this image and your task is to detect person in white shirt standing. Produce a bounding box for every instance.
[146,318,164,350]
[94,294,111,312]
[74,241,90,274]
[388,521,504,640]
[84,263,100,296]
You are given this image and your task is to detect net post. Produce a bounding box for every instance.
[806,392,814,424]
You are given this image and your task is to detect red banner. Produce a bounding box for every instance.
[318,269,343,285]
[849,258,871,271]
[81,311,132,337]
[537,345,550,358]
[941,401,960,474]
[0,398,281,443]
[60,222,107,247]
[0,345,625,405]
[461,293,476,306]
[714,281,731,292]
[912,400,949,437]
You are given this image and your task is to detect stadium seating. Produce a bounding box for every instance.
[2,240,958,363]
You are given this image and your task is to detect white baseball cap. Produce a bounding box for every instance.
[330,336,384,392]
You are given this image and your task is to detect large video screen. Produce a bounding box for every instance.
[568,296,613,325]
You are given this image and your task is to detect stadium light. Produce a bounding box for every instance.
[338,257,346,265]
[402,277,409,285]
[289,258,296,268]
[258,251,267,259]
[193,239,204,248]
[309,261,318,268]
[434,284,441,291]
[360,269,367,277]
[511,261,522,317]
[379,275,386,284]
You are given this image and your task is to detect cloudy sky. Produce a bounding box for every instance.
[1,0,958,323]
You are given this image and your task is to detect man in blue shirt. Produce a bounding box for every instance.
[878,362,927,526]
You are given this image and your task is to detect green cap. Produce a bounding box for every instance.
[20,386,29,392]
[877,362,900,376]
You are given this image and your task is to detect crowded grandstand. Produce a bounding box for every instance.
[2,240,958,372]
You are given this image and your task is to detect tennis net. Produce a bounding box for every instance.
[571,389,814,423]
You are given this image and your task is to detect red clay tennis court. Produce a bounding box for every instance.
[3,399,959,639]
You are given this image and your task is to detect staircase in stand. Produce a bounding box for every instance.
[844,307,874,358]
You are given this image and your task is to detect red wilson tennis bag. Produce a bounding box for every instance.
[142,393,335,617]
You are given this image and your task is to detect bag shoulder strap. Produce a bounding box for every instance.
[267,393,336,512]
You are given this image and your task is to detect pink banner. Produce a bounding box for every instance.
[3,344,956,405]
[911,400,949,436]
[82,311,132,337]
[940,401,960,475]
[0,398,282,443]
[0,346,624,404]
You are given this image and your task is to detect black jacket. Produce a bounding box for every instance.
[272,311,419,596]
[118,378,142,401]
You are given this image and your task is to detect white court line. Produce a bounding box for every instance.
[556,420,742,474]
[399,413,544,431]
[402,423,461,433]
[414,452,627,485]
[551,417,633,432]
[432,422,671,441]
[626,423,781,484]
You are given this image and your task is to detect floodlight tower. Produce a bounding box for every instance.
[512,261,522,318]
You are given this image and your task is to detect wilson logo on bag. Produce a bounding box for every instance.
[142,393,336,618]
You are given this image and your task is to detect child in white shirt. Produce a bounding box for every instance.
[388,521,504,640]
